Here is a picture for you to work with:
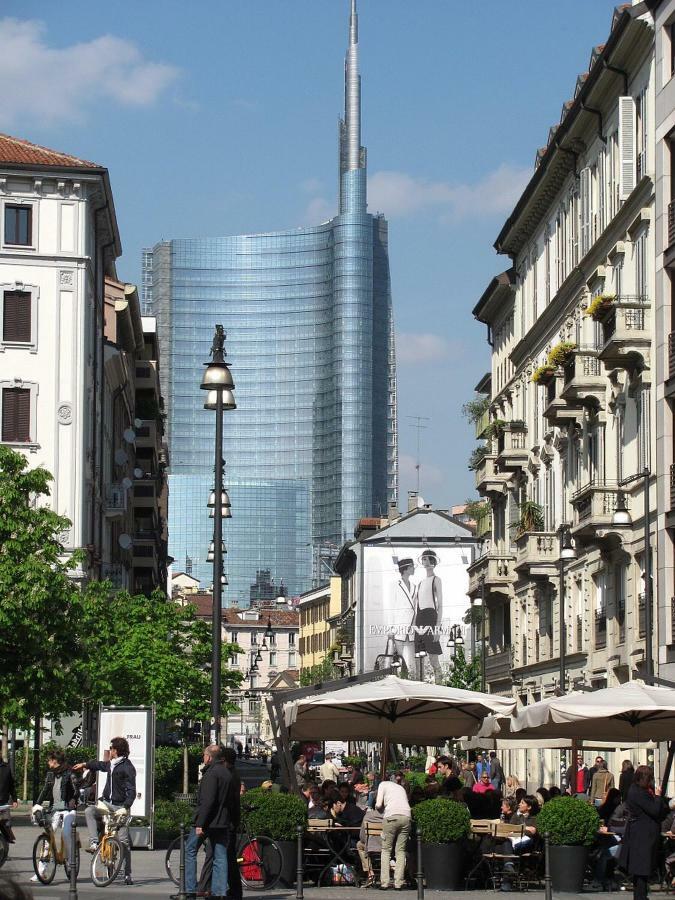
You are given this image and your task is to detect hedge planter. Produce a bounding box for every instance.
[548,844,589,893]
[421,841,463,890]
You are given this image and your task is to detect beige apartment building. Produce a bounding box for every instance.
[469,5,659,785]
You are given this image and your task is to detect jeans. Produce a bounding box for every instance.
[381,815,410,888]
[186,827,228,896]
[197,828,241,899]
[84,804,131,875]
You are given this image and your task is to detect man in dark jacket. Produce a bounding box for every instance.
[197,746,242,900]
[176,744,235,900]
[619,765,670,900]
[0,758,17,839]
[74,736,136,883]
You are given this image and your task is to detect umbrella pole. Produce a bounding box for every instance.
[660,740,675,796]
[381,737,390,781]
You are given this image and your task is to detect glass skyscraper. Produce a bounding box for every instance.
[144,0,397,602]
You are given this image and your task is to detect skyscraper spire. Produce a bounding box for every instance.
[339,0,366,213]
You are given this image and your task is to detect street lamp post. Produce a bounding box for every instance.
[479,576,487,693]
[557,525,578,695]
[613,469,653,684]
[200,325,236,744]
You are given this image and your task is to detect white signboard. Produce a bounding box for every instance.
[360,543,471,678]
[97,707,154,819]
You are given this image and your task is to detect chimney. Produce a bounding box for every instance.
[387,502,400,524]
[407,491,419,513]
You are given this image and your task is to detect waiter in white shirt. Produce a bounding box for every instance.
[375,779,411,889]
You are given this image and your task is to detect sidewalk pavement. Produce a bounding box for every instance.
[0,818,634,900]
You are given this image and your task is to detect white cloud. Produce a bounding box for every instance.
[301,195,335,225]
[0,18,179,128]
[369,163,531,221]
[396,332,452,365]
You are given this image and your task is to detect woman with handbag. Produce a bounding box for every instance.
[619,765,669,900]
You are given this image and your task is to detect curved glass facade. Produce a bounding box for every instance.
[144,1,397,601]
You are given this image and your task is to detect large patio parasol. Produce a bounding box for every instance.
[282,674,516,742]
[510,682,675,742]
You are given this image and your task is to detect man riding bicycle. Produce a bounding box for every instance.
[30,749,79,883]
[73,736,136,886]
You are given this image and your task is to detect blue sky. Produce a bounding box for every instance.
[2,0,616,510]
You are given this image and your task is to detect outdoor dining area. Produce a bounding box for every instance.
[255,672,675,895]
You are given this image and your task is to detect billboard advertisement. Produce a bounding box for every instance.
[360,544,471,679]
[97,706,155,821]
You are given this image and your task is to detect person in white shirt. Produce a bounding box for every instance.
[319,754,341,784]
[375,780,411,889]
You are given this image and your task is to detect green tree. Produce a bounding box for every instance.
[443,646,481,691]
[0,446,87,730]
[299,655,336,686]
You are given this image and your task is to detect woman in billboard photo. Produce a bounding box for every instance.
[414,549,443,681]
[392,557,417,673]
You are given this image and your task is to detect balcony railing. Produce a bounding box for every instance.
[485,648,513,682]
[668,200,675,248]
[515,531,558,572]
[572,481,623,531]
[104,483,127,515]
[671,465,675,512]
[475,409,491,439]
[669,333,675,380]
[638,594,646,640]
[595,610,607,649]
[617,609,626,645]
[563,352,601,385]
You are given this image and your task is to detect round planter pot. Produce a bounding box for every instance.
[276,839,297,888]
[548,844,588,893]
[421,840,463,890]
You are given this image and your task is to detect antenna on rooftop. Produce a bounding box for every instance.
[406,416,430,494]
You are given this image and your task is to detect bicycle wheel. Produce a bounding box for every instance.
[91,836,124,887]
[0,835,8,869]
[238,834,283,891]
[165,833,208,886]
[32,834,57,885]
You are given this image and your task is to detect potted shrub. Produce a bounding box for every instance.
[536,796,600,892]
[584,293,616,320]
[532,364,556,385]
[412,797,470,889]
[468,444,489,471]
[461,396,490,424]
[241,787,308,886]
[510,500,545,538]
[547,341,577,367]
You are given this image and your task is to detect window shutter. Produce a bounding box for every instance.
[579,167,591,256]
[618,96,636,201]
[2,291,31,343]
[1,388,30,442]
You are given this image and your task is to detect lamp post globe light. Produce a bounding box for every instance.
[200,325,236,745]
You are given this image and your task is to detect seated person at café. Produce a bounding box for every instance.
[592,788,627,888]
[333,788,365,828]
[357,804,383,886]
[500,797,516,822]
[474,771,496,795]
[507,795,539,853]
[661,802,675,887]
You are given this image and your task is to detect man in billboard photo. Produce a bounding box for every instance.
[414,549,443,681]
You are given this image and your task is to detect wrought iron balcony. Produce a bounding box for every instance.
[474,454,510,497]
[496,421,528,472]
[514,531,558,576]
[104,483,127,517]
[571,481,624,537]
[668,200,675,248]
[598,295,650,370]
[561,350,605,408]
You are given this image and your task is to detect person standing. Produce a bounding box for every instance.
[0,757,17,841]
[590,760,615,806]
[391,558,417,673]
[375,778,411,890]
[74,737,136,884]
[620,760,635,801]
[197,746,242,900]
[566,754,591,797]
[294,754,309,788]
[619,765,669,900]
[319,753,340,784]
[488,752,504,790]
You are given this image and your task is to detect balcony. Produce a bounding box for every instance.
[543,374,579,427]
[475,510,491,539]
[467,553,516,598]
[474,454,510,497]
[594,610,607,649]
[102,562,128,589]
[104,483,127,517]
[514,531,558,577]
[135,360,159,396]
[496,421,528,472]
[475,408,491,440]
[132,479,158,508]
[597,296,651,370]
[571,481,624,538]
[560,351,605,408]
[485,648,513,683]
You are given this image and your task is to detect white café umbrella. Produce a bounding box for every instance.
[283,674,516,742]
[511,682,675,742]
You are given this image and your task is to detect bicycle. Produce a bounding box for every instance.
[31,806,80,885]
[166,815,284,890]
[90,802,131,887]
